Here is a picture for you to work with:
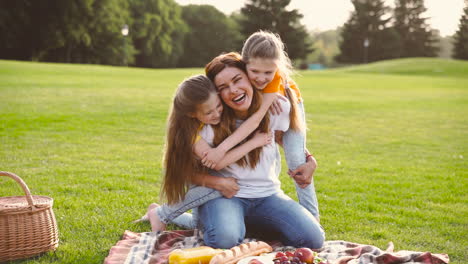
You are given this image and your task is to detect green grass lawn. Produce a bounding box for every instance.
[1,58,467,263]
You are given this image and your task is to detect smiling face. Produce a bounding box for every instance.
[246,58,278,90]
[214,66,253,119]
[192,92,223,125]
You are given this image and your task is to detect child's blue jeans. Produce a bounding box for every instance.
[282,101,320,218]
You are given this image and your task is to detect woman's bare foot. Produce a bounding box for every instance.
[148,204,166,232]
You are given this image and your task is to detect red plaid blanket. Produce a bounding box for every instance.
[104,230,449,264]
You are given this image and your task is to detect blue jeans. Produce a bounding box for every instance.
[156,102,319,227]
[283,102,320,218]
[156,185,222,229]
[198,192,325,249]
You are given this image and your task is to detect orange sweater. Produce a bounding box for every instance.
[262,71,302,102]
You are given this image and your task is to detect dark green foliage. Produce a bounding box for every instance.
[453,1,468,60]
[0,0,133,65]
[129,0,187,68]
[0,0,37,60]
[177,5,243,67]
[393,0,439,57]
[0,0,186,67]
[238,0,313,60]
[336,0,402,64]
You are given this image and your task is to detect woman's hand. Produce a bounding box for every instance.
[201,147,226,169]
[251,130,273,148]
[216,177,239,198]
[287,155,317,188]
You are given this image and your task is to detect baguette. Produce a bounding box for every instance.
[209,241,272,264]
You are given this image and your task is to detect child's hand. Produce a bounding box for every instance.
[269,95,287,115]
[251,131,273,148]
[201,147,226,169]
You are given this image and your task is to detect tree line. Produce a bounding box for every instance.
[336,0,468,63]
[0,0,466,68]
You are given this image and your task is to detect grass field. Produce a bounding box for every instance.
[1,58,467,263]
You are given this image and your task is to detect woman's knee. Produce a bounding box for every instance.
[265,194,325,249]
[199,197,245,249]
[301,227,325,249]
[203,225,244,249]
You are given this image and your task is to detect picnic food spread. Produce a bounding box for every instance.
[168,241,327,264]
[106,230,450,264]
[270,248,326,264]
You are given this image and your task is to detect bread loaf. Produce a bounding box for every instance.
[209,241,272,264]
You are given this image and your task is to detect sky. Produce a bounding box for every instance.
[174,0,465,37]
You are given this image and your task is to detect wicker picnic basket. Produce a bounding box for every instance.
[0,171,59,262]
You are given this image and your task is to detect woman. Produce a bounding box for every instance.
[195,52,324,249]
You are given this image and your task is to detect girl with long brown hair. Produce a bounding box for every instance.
[142,74,271,231]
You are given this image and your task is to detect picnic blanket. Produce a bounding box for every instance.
[104,229,449,264]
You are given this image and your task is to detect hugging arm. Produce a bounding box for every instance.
[194,130,272,171]
[190,172,239,198]
[201,93,279,168]
[191,131,271,197]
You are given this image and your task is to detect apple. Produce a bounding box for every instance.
[248,259,264,264]
[294,248,315,264]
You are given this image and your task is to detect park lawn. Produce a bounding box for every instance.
[0,58,467,263]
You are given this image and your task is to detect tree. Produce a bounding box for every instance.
[394,0,439,57]
[437,35,454,58]
[130,0,187,68]
[238,0,313,60]
[0,0,38,60]
[177,5,243,67]
[0,0,134,65]
[453,1,468,60]
[307,29,341,66]
[336,0,402,64]
[52,0,134,65]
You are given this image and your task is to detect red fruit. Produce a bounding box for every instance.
[294,248,315,264]
[248,259,264,264]
[285,251,295,258]
[275,252,286,258]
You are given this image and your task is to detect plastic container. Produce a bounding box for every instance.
[168,246,224,264]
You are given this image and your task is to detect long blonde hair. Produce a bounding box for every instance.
[205,52,269,168]
[162,75,217,204]
[241,30,304,132]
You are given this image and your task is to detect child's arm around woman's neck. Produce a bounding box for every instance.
[201,92,278,166]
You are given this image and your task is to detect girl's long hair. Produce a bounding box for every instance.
[241,30,304,132]
[162,75,216,204]
[205,52,269,168]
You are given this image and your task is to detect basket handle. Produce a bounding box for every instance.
[0,171,36,208]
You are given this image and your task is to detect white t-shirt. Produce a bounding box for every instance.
[200,97,291,198]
